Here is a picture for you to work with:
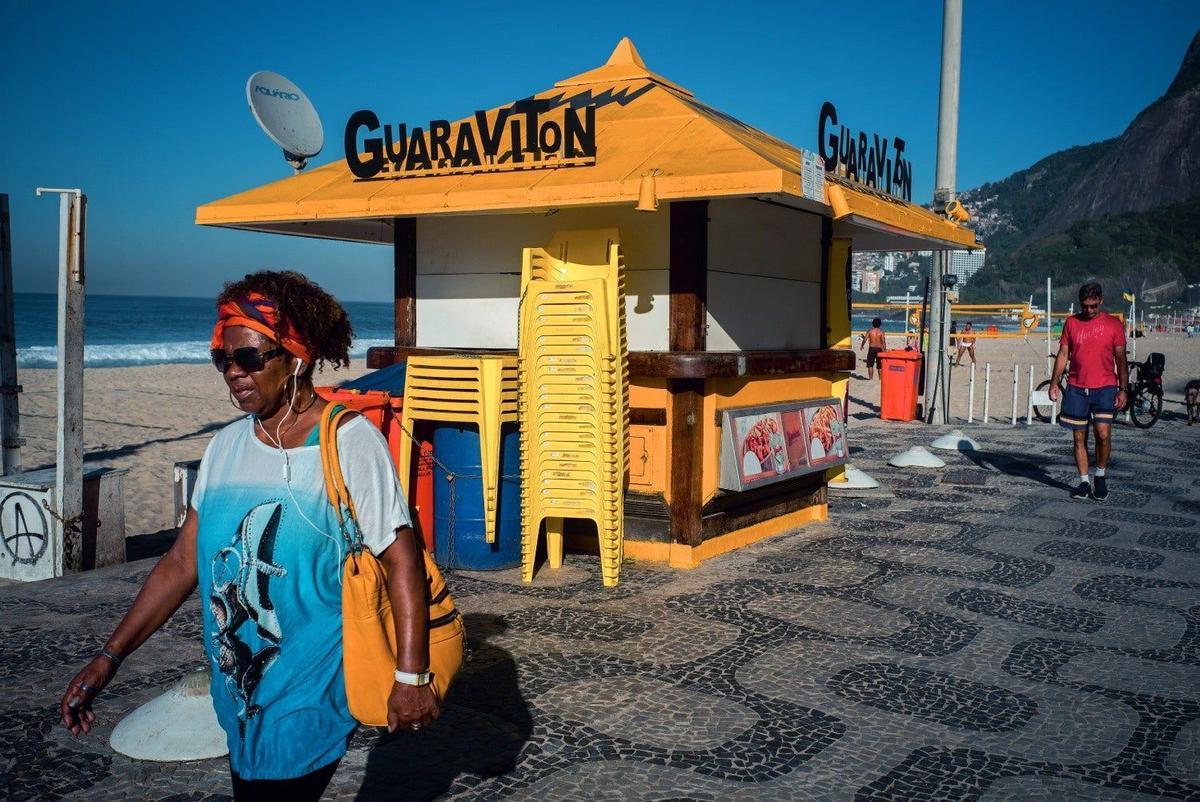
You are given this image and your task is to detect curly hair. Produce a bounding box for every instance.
[216,270,353,373]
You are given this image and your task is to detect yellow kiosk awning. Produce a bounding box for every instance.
[197,38,979,253]
[824,174,979,251]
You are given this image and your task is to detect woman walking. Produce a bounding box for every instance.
[60,271,437,800]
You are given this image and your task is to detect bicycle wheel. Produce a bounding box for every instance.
[1032,378,1058,423]
[1128,388,1162,429]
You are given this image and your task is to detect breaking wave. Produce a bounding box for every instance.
[17,339,394,369]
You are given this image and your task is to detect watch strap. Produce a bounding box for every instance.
[394,669,433,686]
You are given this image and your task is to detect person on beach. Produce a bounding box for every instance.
[954,322,977,366]
[61,271,436,800]
[859,318,887,380]
[949,321,958,351]
[1048,281,1128,501]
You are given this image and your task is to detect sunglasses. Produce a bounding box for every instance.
[211,346,285,373]
[1081,302,1101,310]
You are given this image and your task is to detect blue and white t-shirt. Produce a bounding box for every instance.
[191,413,410,780]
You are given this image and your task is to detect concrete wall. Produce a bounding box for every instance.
[706,199,823,351]
[415,206,669,350]
[414,199,824,352]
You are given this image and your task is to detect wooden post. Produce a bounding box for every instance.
[393,217,416,348]
[39,189,85,574]
[667,201,707,547]
[0,195,22,475]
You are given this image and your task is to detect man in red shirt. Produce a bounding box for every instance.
[1048,282,1128,500]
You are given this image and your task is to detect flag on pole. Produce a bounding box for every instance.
[1122,290,1135,302]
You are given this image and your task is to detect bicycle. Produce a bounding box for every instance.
[1126,352,1164,429]
[1031,352,1164,427]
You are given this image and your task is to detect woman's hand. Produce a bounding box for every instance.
[386,682,441,733]
[60,656,119,737]
[59,509,200,738]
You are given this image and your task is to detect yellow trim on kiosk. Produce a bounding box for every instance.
[566,503,829,568]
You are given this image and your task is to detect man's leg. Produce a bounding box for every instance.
[1094,422,1112,469]
[1092,421,1112,500]
[1073,429,1090,477]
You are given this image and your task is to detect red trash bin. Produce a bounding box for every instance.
[877,350,922,421]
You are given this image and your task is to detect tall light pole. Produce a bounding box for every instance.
[923,0,962,424]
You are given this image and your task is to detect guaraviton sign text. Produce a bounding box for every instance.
[817,102,912,201]
[344,100,596,180]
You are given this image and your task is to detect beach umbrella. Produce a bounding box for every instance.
[109,668,228,761]
[888,445,946,468]
[930,429,979,451]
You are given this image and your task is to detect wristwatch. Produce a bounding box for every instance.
[394,669,433,686]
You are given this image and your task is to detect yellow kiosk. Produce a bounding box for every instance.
[197,38,978,572]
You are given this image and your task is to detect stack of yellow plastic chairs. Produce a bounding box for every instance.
[518,229,628,587]
[396,355,519,544]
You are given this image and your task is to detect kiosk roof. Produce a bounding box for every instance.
[196,38,978,251]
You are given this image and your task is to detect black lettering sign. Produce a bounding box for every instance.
[816,102,913,201]
[344,103,597,179]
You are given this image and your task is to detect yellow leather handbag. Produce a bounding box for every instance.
[319,404,465,727]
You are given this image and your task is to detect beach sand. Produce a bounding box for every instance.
[17,360,372,539]
[14,332,1200,541]
[848,331,1200,423]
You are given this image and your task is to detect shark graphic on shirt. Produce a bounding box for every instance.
[209,501,287,729]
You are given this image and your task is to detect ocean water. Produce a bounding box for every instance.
[13,293,394,368]
[10,295,1022,368]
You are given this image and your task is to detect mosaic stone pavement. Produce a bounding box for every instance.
[2,419,1199,801]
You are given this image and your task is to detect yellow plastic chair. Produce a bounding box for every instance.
[517,229,628,587]
[397,355,518,544]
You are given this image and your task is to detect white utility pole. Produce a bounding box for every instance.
[37,188,86,573]
[923,0,962,424]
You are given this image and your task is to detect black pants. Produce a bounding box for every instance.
[231,760,339,801]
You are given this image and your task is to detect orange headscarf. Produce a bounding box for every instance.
[210,292,314,365]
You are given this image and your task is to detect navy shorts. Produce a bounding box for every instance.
[866,347,882,368]
[1059,384,1117,430]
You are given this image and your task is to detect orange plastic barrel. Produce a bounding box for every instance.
[877,350,922,421]
[316,387,436,551]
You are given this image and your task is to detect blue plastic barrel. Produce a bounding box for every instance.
[431,424,522,570]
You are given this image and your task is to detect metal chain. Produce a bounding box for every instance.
[396,420,518,572]
[41,498,83,531]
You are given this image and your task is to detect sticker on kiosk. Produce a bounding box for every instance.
[718,399,846,491]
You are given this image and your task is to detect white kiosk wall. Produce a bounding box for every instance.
[415,207,670,350]
[706,199,823,351]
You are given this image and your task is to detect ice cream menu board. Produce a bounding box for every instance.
[718,399,847,491]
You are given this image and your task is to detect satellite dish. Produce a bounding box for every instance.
[246,71,323,172]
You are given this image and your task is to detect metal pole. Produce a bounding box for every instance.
[983,362,990,423]
[923,0,962,425]
[1011,367,1018,425]
[0,195,22,475]
[967,362,975,422]
[1026,364,1034,425]
[1046,276,1052,375]
[38,188,85,575]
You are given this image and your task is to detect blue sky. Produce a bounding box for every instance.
[2,0,1197,302]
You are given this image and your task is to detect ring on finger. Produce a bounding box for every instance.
[76,683,93,693]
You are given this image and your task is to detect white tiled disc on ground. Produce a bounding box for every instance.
[930,429,980,451]
[110,668,227,761]
[829,465,881,490]
[889,445,947,468]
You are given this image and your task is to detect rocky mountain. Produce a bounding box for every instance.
[961,30,1200,304]
[1032,31,1200,237]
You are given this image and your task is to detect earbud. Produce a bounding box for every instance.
[293,360,304,377]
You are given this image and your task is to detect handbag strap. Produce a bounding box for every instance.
[318,403,363,551]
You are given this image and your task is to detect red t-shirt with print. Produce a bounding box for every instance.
[1061,312,1126,389]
